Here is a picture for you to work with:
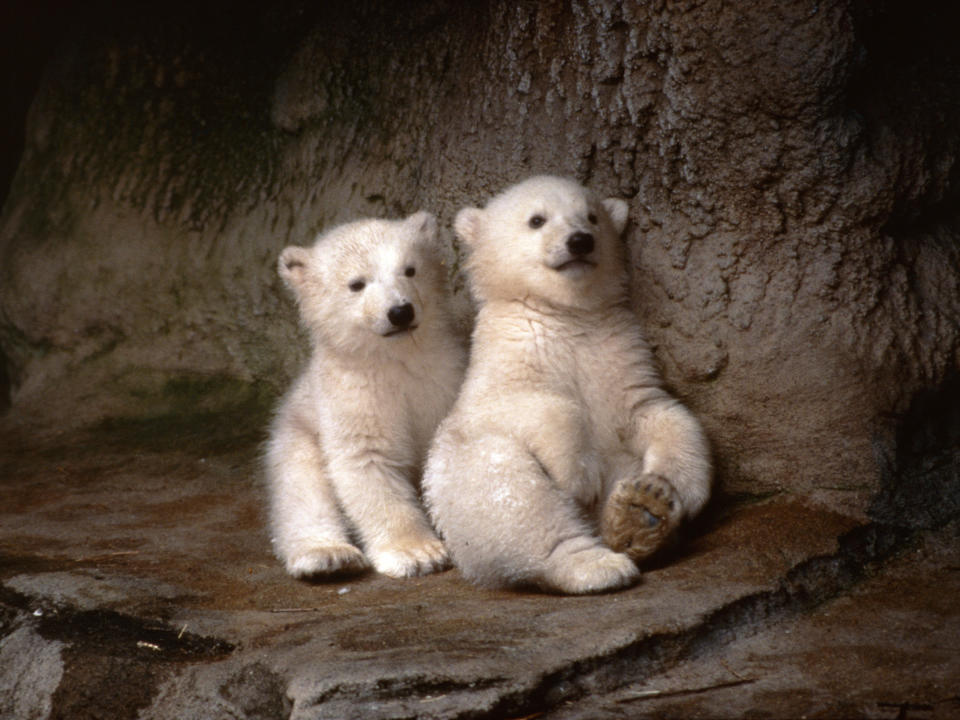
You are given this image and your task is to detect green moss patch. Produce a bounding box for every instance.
[94,373,275,455]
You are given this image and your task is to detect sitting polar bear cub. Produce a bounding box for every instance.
[267,212,466,579]
[423,176,712,594]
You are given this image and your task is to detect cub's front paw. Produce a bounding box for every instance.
[368,536,450,578]
[601,473,683,563]
[284,541,369,579]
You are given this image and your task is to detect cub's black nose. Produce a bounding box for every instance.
[387,302,415,328]
[566,232,595,256]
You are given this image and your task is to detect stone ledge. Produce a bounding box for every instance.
[0,419,953,719]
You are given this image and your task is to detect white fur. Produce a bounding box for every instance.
[423,176,712,594]
[267,212,467,579]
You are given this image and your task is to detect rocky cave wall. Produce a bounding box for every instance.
[1,0,958,512]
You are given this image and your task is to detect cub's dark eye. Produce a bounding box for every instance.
[528,214,546,229]
[348,279,366,292]
[404,266,416,277]
[588,213,598,224]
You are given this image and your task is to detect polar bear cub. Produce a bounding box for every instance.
[267,212,467,579]
[423,176,712,594]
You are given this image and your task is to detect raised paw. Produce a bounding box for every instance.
[368,536,450,578]
[600,473,683,563]
[284,541,370,579]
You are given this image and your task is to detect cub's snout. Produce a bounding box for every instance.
[387,302,416,330]
[566,232,595,257]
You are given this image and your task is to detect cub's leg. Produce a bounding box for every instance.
[326,453,449,578]
[426,431,639,594]
[602,398,711,562]
[266,414,368,578]
[600,455,683,563]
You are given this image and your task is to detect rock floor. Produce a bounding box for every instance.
[1,417,958,720]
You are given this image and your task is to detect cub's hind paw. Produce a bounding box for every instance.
[285,542,369,579]
[546,545,641,595]
[601,474,683,563]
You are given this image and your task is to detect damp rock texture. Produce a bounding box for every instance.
[1,426,958,719]
[2,1,959,506]
[1,2,960,717]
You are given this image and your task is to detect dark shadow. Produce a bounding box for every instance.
[0,346,9,415]
[0,0,79,210]
[871,371,960,530]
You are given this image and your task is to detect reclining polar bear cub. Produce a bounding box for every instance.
[423,176,711,594]
[267,212,466,579]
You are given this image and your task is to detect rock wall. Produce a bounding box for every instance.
[1,0,958,506]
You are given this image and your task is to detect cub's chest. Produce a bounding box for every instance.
[517,319,644,418]
[522,320,614,375]
[325,351,455,425]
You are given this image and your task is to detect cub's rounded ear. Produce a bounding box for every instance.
[407,210,438,246]
[454,207,483,247]
[278,246,310,291]
[602,198,629,236]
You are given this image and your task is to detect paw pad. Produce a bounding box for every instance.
[642,508,660,528]
[600,474,682,563]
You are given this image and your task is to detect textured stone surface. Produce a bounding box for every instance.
[1,2,959,717]
[2,420,956,719]
[0,624,64,720]
[2,1,959,501]
[551,521,960,719]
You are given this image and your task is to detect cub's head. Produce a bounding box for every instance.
[278,211,447,352]
[455,176,629,309]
